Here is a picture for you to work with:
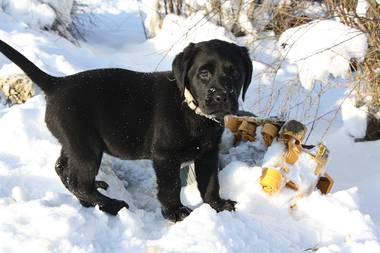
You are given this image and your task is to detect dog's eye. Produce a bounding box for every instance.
[198,69,211,80]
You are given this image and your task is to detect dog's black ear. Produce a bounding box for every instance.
[172,43,197,96]
[239,46,252,101]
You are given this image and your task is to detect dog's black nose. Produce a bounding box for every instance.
[207,87,228,104]
[213,93,227,103]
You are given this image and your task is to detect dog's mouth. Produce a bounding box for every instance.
[206,109,234,120]
[204,102,237,116]
[199,97,239,120]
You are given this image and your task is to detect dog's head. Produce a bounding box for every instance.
[172,39,252,120]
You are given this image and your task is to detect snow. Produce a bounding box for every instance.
[341,96,368,138]
[0,0,73,30]
[0,0,380,252]
[325,128,380,224]
[279,20,368,90]
[356,0,369,17]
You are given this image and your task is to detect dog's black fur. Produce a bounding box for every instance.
[0,39,252,222]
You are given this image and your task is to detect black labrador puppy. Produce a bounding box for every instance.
[0,39,252,222]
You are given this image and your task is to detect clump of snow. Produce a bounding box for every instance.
[341,96,368,138]
[144,0,161,38]
[356,0,369,17]
[262,140,285,168]
[288,151,319,193]
[0,0,74,30]
[279,20,368,90]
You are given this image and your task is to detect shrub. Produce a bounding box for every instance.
[0,0,88,43]
[324,0,380,140]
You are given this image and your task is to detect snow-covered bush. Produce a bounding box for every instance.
[0,0,73,30]
[0,0,85,42]
[278,20,367,90]
[146,0,326,38]
[324,0,380,140]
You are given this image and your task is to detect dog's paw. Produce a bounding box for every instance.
[161,206,192,222]
[99,200,129,215]
[209,198,237,212]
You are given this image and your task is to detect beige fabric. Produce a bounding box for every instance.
[0,74,35,105]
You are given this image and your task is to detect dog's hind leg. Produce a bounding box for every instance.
[55,148,109,194]
[55,142,128,215]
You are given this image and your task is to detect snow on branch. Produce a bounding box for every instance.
[279,20,368,90]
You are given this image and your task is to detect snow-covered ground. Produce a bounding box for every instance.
[0,1,379,252]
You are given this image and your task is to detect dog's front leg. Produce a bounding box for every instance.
[153,157,192,222]
[194,147,236,212]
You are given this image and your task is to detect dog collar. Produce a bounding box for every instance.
[183,88,221,123]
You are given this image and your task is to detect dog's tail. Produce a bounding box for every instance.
[0,40,57,93]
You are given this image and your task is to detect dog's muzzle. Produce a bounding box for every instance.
[204,87,237,116]
[206,87,228,105]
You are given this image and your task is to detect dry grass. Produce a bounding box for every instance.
[264,1,315,36]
